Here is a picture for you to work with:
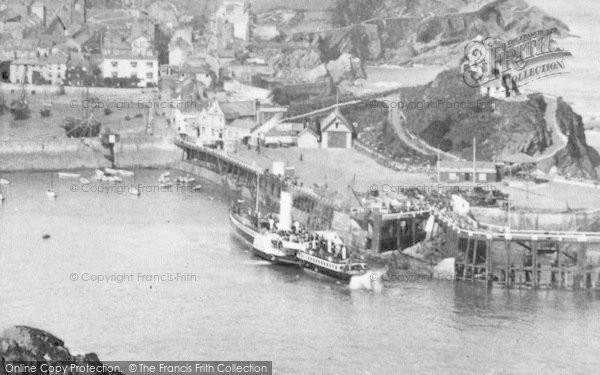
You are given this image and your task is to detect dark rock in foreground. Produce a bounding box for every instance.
[0,326,121,375]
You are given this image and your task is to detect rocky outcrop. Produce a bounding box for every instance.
[260,47,324,79]
[325,53,366,84]
[0,326,120,375]
[391,69,599,178]
[553,99,600,179]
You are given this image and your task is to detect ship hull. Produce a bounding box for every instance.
[301,263,354,282]
[229,212,300,266]
[297,252,366,283]
[229,212,257,245]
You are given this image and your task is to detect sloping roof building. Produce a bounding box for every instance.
[320,109,353,149]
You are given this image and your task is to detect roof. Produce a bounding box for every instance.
[219,101,255,120]
[265,129,296,137]
[321,109,352,133]
[2,38,35,50]
[180,100,210,114]
[298,127,318,138]
[13,58,40,65]
[229,118,256,130]
[42,53,68,65]
[438,160,497,173]
[67,53,89,68]
[102,53,158,61]
[500,152,537,164]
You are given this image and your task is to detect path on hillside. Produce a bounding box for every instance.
[532,95,568,164]
[382,93,566,164]
[381,95,463,161]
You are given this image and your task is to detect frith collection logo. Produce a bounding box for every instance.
[462,28,572,94]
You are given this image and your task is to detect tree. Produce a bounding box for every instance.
[271,87,290,106]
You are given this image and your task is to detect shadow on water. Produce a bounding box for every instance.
[451,280,600,319]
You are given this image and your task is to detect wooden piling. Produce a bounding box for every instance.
[411,219,416,246]
[531,240,538,288]
[486,237,492,284]
[471,237,479,282]
[505,240,511,286]
[463,236,470,281]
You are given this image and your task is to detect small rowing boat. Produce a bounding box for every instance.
[118,169,134,177]
[177,175,195,184]
[58,172,80,179]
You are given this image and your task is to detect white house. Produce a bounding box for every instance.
[193,100,257,146]
[253,24,279,41]
[169,38,192,67]
[297,127,320,149]
[181,63,213,88]
[174,103,209,137]
[320,109,353,149]
[130,35,154,57]
[38,54,68,85]
[215,0,251,41]
[172,27,193,45]
[9,59,37,84]
[9,54,67,85]
[101,53,159,87]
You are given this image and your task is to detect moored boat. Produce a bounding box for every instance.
[229,210,258,246]
[58,172,80,179]
[252,232,302,266]
[117,170,134,177]
[176,175,195,184]
[297,251,368,282]
[296,231,368,282]
[229,210,300,266]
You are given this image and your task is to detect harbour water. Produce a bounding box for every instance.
[1,170,600,374]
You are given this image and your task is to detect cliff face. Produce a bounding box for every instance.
[0,326,120,375]
[256,0,570,66]
[554,99,600,179]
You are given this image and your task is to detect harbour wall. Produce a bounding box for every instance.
[0,136,181,172]
[471,207,600,231]
[1,83,157,97]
